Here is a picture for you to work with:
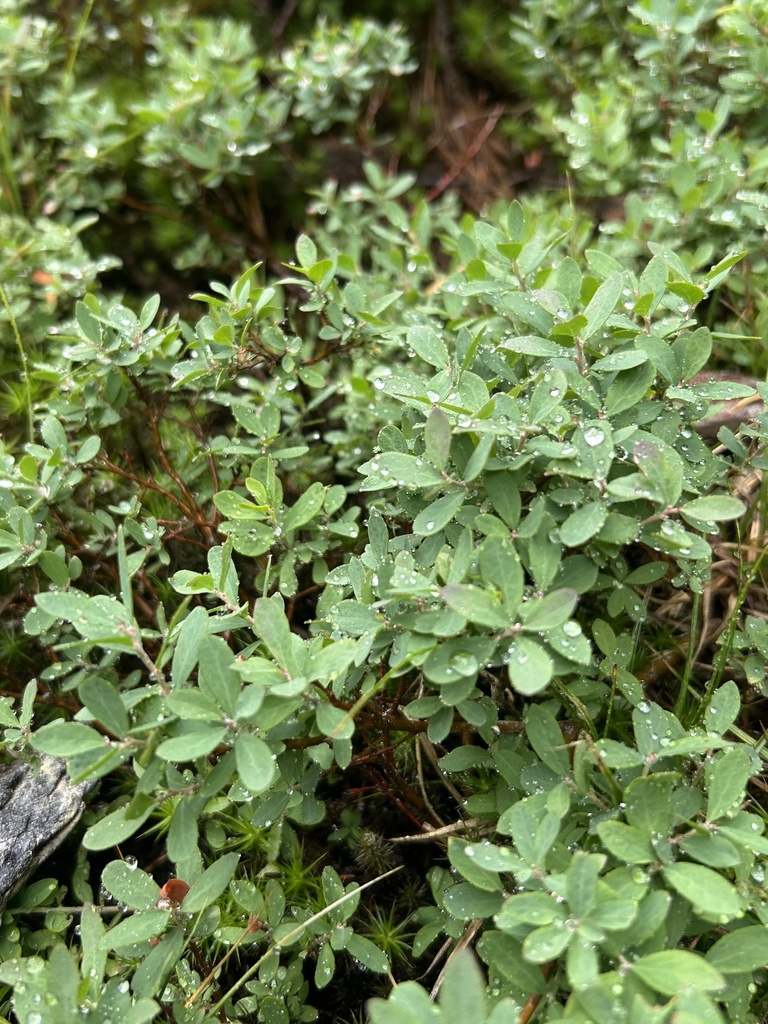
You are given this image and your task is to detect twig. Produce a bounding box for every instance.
[417,732,465,809]
[390,817,494,844]
[415,729,445,827]
[429,920,483,999]
[425,104,505,203]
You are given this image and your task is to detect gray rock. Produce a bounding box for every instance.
[0,755,91,913]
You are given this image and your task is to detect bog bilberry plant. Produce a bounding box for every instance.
[1,3,768,1023]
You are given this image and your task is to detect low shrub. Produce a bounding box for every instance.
[2,3,768,1023]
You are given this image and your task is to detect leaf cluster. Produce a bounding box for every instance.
[1,4,768,1024]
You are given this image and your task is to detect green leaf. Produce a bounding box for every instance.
[462,433,495,483]
[45,944,80,1019]
[703,681,740,737]
[557,256,582,306]
[183,852,239,914]
[132,927,186,1000]
[566,852,599,919]
[308,639,359,684]
[413,490,466,537]
[235,732,277,795]
[30,721,107,756]
[167,796,201,864]
[283,481,325,532]
[543,620,591,665]
[477,931,546,994]
[307,258,333,282]
[165,689,223,722]
[156,724,227,761]
[80,903,107,994]
[633,701,684,758]
[35,590,134,647]
[101,910,170,949]
[525,704,569,775]
[295,234,317,268]
[439,949,486,1024]
[594,739,645,769]
[424,406,452,471]
[596,821,654,864]
[640,520,710,561]
[496,892,564,927]
[581,272,623,339]
[604,363,656,417]
[523,922,572,963]
[315,701,354,739]
[678,832,740,868]
[706,746,752,822]
[667,281,706,306]
[170,570,216,594]
[498,335,567,357]
[503,292,553,334]
[368,981,440,1024]
[506,638,553,695]
[367,509,389,563]
[329,600,383,638]
[116,525,133,621]
[38,550,69,587]
[560,502,608,546]
[567,936,599,991]
[624,775,674,837]
[550,313,587,338]
[448,838,503,892]
[519,588,578,631]
[139,292,160,330]
[79,677,129,737]
[101,861,159,911]
[631,438,684,507]
[83,803,155,851]
[76,300,102,344]
[485,472,521,529]
[706,926,768,973]
[198,634,240,715]
[528,370,567,425]
[680,327,713,381]
[592,350,648,373]
[407,324,450,369]
[704,251,746,286]
[680,495,745,524]
[235,657,285,690]
[663,863,742,918]
[346,933,391,973]
[479,535,523,615]
[443,883,504,919]
[360,452,445,489]
[440,584,509,629]
[315,941,336,989]
[463,841,523,873]
[0,697,20,728]
[172,605,209,688]
[632,951,724,996]
[253,594,293,669]
[588,897,637,931]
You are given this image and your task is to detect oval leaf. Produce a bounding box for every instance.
[183,852,240,914]
[235,732,278,795]
[101,861,159,911]
[680,495,745,524]
[507,638,553,695]
[706,926,768,974]
[632,950,724,996]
